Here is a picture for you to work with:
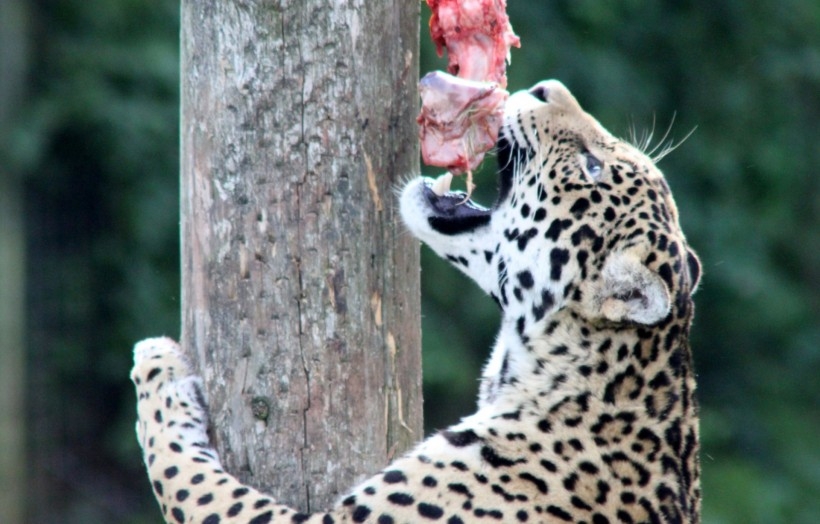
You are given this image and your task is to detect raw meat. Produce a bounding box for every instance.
[419,0,520,176]
[427,0,520,88]
[417,71,507,173]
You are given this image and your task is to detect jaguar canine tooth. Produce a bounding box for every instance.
[431,172,454,196]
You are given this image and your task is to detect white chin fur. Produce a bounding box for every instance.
[399,177,434,238]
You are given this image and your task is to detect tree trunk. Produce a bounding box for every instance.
[180,0,422,512]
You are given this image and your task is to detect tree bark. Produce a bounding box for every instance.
[181,0,422,512]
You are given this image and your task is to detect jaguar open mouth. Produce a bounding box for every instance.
[423,172,492,235]
[422,133,526,236]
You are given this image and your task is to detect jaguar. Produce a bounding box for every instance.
[132,79,702,523]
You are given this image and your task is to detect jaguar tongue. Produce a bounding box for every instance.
[431,172,454,196]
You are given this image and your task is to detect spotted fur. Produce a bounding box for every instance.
[132,80,702,523]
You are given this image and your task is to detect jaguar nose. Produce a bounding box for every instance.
[529,83,550,102]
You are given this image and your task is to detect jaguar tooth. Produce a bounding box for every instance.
[431,172,454,196]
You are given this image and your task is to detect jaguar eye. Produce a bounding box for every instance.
[584,152,603,180]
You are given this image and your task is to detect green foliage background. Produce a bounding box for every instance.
[4,1,818,522]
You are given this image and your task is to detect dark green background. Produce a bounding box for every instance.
[3,1,817,522]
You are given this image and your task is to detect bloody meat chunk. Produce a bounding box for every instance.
[419,0,520,176]
[417,71,507,174]
[427,0,520,88]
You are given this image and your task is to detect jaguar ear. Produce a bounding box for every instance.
[597,251,671,325]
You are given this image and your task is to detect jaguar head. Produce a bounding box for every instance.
[401,80,700,338]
